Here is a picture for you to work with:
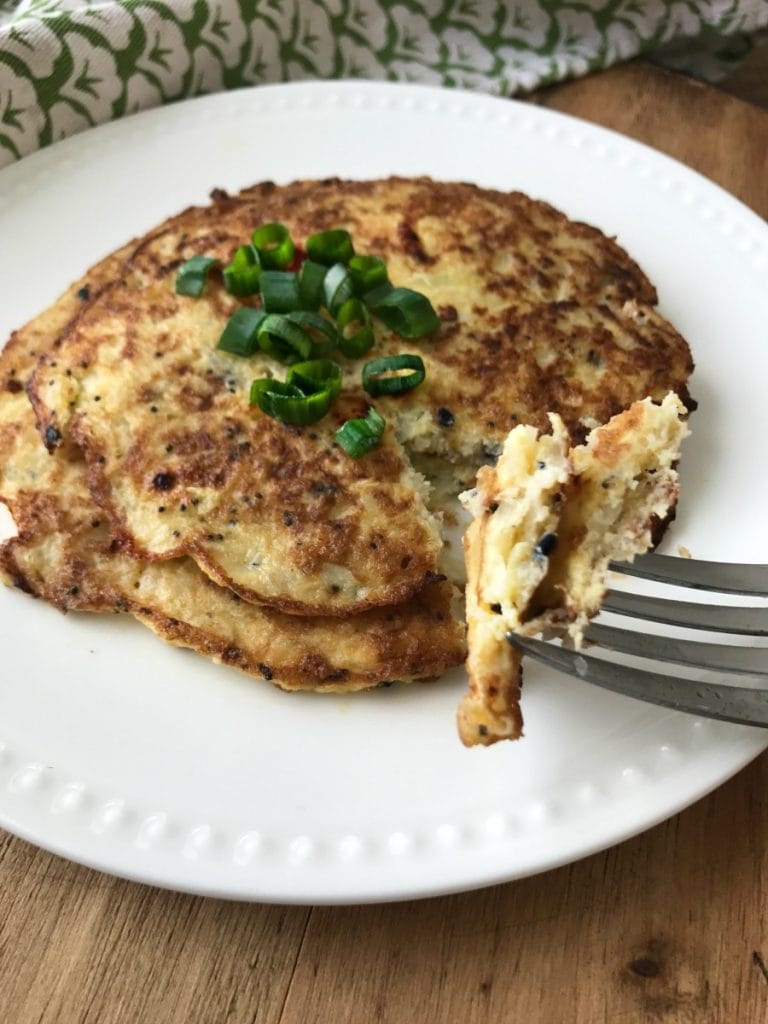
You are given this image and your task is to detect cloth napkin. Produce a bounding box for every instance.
[1,0,766,169]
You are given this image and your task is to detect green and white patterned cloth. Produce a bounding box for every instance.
[1,0,766,168]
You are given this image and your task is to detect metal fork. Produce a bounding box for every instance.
[507,554,768,727]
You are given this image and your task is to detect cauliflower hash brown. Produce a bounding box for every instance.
[2,177,694,732]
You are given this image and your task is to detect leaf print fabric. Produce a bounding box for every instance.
[0,0,766,167]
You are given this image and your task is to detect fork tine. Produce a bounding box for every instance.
[586,622,768,676]
[611,553,768,596]
[603,590,768,636]
[508,635,768,728]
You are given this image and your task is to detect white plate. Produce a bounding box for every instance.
[1,82,767,904]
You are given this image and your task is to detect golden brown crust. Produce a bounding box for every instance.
[0,286,466,690]
[29,177,694,617]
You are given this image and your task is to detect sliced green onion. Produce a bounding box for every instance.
[368,287,441,339]
[260,271,300,313]
[298,260,327,310]
[251,223,295,269]
[250,378,332,426]
[256,313,312,364]
[335,406,386,458]
[217,307,266,356]
[306,229,354,266]
[175,256,219,297]
[362,281,394,307]
[323,263,356,315]
[287,359,342,400]
[349,255,388,295]
[286,311,337,356]
[250,378,302,405]
[223,244,261,296]
[336,298,375,359]
[362,354,426,397]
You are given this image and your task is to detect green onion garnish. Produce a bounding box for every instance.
[335,406,385,458]
[362,281,393,307]
[306,229,355,266]
[287,359,342,401]
[217,307,266,356]
[337,298,375,359]
[223,244,261,296]
[256,313,313,364]
[323,263,356,315]
[286,311,338,356]
[251,223,295,269]
[368,287,441,339]
[362,354,426,397]
[250,378,333,426]
[260,271,300,313]
[349,255,388,295]
[175,255,219,297]
[298,260,328,310]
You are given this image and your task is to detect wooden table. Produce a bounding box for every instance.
[2,61,767,1023]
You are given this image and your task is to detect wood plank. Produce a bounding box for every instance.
[280,753,768,1023]
[0,832,310,1024]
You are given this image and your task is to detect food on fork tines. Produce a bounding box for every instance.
[458,394,689,746]
[0,176,694,734]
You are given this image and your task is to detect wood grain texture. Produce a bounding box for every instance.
[0,829,310,1024]
[280,755,768,1024]
[1,61,768,1024]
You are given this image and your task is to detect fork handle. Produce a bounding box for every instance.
[508,635,768,728]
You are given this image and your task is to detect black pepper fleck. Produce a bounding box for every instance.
[436,407,455,428]
[152,471,176,490]
[535,532,558,558]
[259,663,274,681]
[77,285,90,301]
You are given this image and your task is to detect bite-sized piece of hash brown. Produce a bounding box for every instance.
[29,177,694,617]
[458,393,689,746]
[0,271,465,692]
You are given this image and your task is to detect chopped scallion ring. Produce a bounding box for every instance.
[298,260,328,311]
[286,359,342,400]
[250,378,332,426]
[337,298,374,358]
[335,406,386,458]
[223,244,261,296]
[175,255,219,297]
[306,229,355,266]
[256,313,313,364]
[286,311,338,356]
[217,307,266,356]
[362,281,393,307]
[251,223,295,269]
[368,287,441,339]
[362,354,426,396]
[323,263,356,315]
[349,255,388,295]
[260,271,301,313]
